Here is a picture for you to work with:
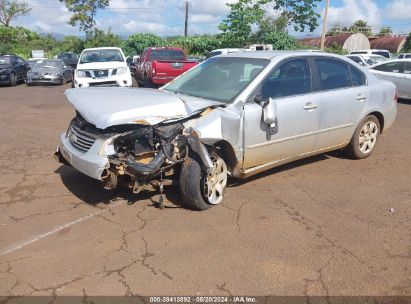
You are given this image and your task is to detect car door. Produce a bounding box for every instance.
[397,62,411,98]
[371,61,404,87]
[312,57,369,149]
[243,57,320,169]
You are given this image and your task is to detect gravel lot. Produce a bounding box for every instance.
[0,83,410,299]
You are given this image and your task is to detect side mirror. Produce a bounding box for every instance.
[63,65,68,69]
[263,97,277,125]
[254,94,277,125]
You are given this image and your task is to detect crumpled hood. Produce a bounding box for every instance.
[65,88,220,129]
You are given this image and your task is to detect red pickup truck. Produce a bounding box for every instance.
[136,47,198,87]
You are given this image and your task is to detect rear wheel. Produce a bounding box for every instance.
[344,115,380,159]
[143,73,153,88]
[180,151,228,211]
[9,73,17,87]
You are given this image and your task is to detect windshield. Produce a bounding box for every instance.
[0,57,11,65]
[33,60,63,69]
[80,49,124,64]
[58,53,78,60]
[366,56,387,65]
[163,57,269,103]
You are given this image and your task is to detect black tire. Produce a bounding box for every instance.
[9,73,17,87]
[180,151,228,211]
[61,77,67,85]
[143,74,152,88]
[344,115,380,159]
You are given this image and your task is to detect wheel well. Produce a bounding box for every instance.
[368,111,385,133]
[213,140,237,172]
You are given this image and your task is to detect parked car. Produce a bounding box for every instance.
[206,48,241,59]
[136,47,198,87]
[369,59,411,99]
[349,49,391,59]
[26,59,73,85]
[0,54,29,86]
[55,51,397,210]
[74,47,132,88]
[57,52,79,69]
[398,53,411,59]
[346,54,387,66]
[27,58,44,70]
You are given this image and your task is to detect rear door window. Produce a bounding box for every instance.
[315,58,352,90]
[349,65,366,86]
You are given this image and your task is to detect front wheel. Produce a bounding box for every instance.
[344,115,380,159]
[180,151,228,210]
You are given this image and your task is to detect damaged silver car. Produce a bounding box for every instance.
[55,51,397,210]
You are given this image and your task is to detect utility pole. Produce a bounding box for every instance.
[184,1,189,36]
[320,0,329,50]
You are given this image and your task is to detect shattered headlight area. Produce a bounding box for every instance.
[101,120,189,195]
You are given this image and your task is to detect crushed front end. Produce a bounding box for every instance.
[55,112,197,195]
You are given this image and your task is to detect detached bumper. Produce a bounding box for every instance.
[56,133,109,180]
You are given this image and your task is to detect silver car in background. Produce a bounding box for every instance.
[26,59,73,85]
[55,51,397,210]
[369,59,411,99]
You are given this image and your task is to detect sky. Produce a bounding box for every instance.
[12,0,411,38]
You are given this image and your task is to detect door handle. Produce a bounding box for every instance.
[302,103,318,110]
[356,95,367,101]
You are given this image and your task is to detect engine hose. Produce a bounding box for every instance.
[125,150,167,177]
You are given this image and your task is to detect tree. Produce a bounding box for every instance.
[218,0,321,47]
[0,0,30,27]
[350,20,371,36]
[270,0,322,32]
[60,0,109,35]
[378,26,392,37]
[121,33,164,56]
[84,28,122,48]
[218,0,266,47]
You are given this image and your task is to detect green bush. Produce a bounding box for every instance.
[121,33,165,56]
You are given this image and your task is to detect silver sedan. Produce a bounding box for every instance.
[369,59,411,99]
[55,51,397,210]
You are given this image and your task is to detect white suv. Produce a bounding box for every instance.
[74,47,132,88]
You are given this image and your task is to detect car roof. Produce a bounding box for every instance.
[221,50,332,60]
[82,47,122,51]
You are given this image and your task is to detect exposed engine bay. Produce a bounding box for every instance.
[65,112,212,202]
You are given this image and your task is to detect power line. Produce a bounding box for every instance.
[29,5,182,10]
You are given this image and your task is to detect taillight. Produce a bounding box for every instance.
[152,61,156,75]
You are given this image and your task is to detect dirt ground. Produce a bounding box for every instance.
[0,82,410,300]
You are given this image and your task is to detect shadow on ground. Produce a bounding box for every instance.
[55,165,182,209]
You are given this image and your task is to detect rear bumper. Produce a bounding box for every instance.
[151,76,175,85]
[383,102,397,132]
